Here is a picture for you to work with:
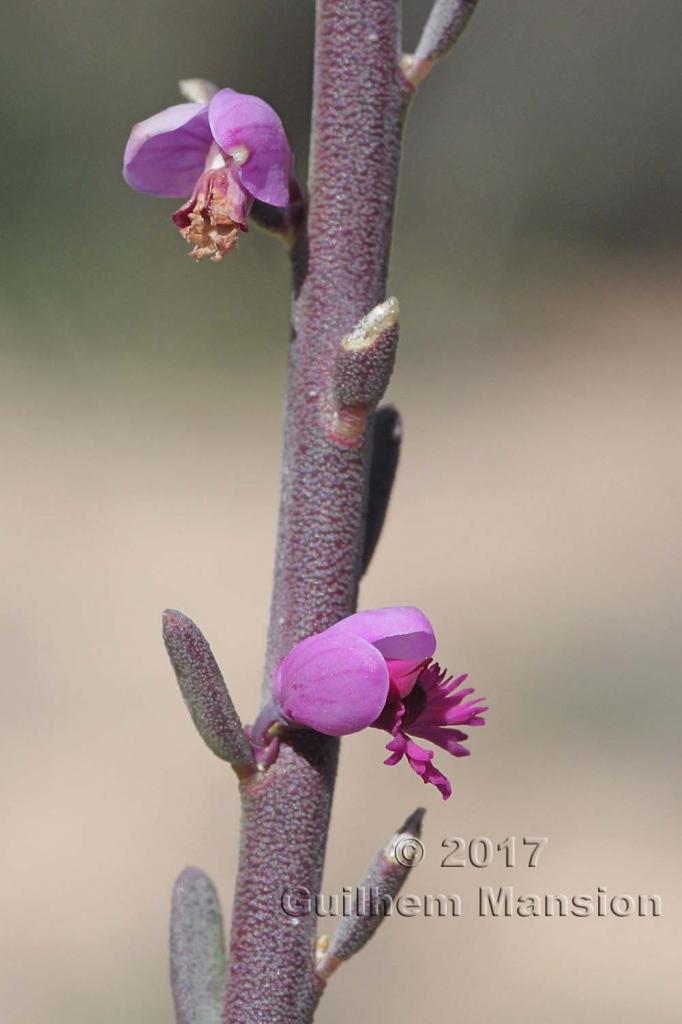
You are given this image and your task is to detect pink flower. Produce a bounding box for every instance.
[257,607,487,799]
[373,661,486,800]
[123,86,292,261]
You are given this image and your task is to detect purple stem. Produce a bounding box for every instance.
[223,2,411,1021]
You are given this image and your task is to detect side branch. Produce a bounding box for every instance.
[163,610,255,776]
[405,0,480,86]
[317,807,425,979]
[331,297,399,446]
[362,405,402,575]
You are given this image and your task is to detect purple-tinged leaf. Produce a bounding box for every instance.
[362,405,402,575]
[163,610,255,775]
[170,867,225,1024]
[318,808,426,976]
[331,298,399,446]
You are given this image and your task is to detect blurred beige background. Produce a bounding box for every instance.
[1,2,681,1022]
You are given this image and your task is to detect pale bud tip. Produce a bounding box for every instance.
[178,78,220,104]
[341,297,399,353]
[315,934,330,966]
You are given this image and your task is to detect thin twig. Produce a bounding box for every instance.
[318,808,425,978]
[405,0,480,86]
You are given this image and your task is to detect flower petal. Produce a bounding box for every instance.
[408,724,471,757]
[123,103,212,198]
[416,698,488,728]
[327,606,436,662]
[208,89,291,206]
[384,734,452,799]
[385,657,426,698]
[273,632,389,736]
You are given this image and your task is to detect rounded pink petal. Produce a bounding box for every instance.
[123,102,212,198]
[273,632,389,737]
[385,657,425,699]
[208,89,291,206]
[327,606,436,662]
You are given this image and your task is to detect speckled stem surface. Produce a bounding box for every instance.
[223,2,411,1022]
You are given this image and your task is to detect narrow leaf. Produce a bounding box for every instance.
[362,405,402,574]
[163,609,255,774]
[319,807,425,977]
[170,866,226,1024]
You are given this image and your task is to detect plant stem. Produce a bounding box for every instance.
[223,3,411,1021]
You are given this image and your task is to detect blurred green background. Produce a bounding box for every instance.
[2,2,681,1022]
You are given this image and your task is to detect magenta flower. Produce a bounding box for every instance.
[255,607,487,799]
[123,86,292,261]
